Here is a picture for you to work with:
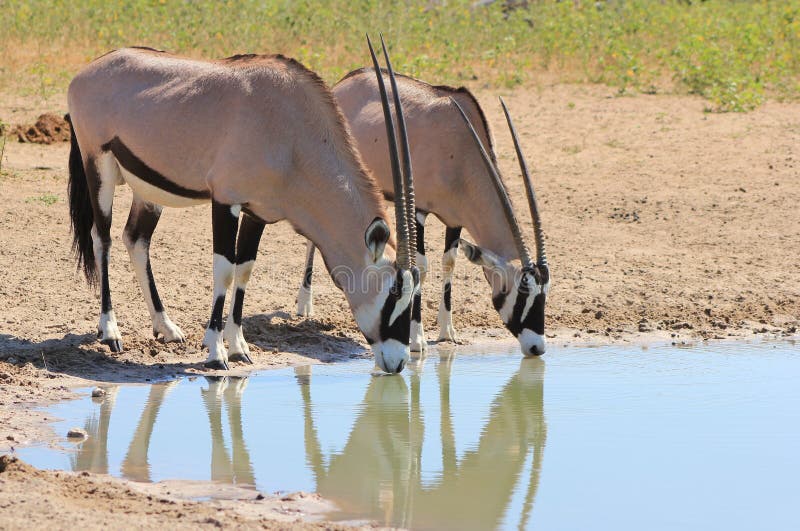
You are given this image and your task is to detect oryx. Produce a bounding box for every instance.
[296,71,550,355]
[67,37,418,373]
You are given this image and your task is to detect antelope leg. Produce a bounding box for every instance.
[224,213,265,364]
[203,201,241,370]
[123,196,185,343]
[437,226,462,342]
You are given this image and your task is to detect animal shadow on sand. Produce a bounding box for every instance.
[241,311,368,364]
[0,332,210,384]
[0,311,368,383]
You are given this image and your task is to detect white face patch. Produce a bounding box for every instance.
[352,256,394,338]
[518,328,546,356]
[388,269,414,326]
[374,337,409,374]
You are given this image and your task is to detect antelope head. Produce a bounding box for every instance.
[451,97,550,356]
[354,35,420,374]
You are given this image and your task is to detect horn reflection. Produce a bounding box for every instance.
[299,355,547,529]
[66,355,546,529]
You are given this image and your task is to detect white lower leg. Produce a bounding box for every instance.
[296,240,315,316]
[204,254,234,366]
[98,310,122,342]
[411,251,428,352]
[125,238,185,342]
[437,248,458,341]
[296,285,314,316]
[224,260,254,358]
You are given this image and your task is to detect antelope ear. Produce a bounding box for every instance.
[458,239,504,269]
[365,217,390,263]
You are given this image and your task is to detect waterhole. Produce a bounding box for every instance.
[16,341,800,530]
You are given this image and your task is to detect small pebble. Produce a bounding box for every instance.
[67,427,88,439]
[91,387,106,398]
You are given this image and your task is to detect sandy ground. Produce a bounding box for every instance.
[1,83,799,529]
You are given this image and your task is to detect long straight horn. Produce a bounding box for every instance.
[499,97,547,267]
[450,97,533,268]
[367,34,409,269]
[380,34,416,268]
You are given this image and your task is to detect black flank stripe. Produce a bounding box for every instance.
[101,137,210,200]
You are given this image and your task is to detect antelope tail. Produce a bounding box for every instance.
[66,114,97,286]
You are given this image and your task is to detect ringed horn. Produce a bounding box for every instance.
[367,34,417,270]
[450,97,534,269]
[499,97,547,267]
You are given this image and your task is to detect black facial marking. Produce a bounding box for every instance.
[101,137,210,200]
[506,286,530,336]
[522,293,546,335]
[209,295,225,332]
[212,201,239,263]
[232,288,245,326]
[444,282,453,311]
[492,290,507,312]
[379,270,411,344]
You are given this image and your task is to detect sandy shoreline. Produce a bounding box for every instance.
[1,82,798,528]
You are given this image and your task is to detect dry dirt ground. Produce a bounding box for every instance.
[1,83,798,529]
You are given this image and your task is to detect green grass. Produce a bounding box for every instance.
[26,193,59,206]
[1,0,799,111]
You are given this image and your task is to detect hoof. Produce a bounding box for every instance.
[102,339,123,353]
[229,352,253,364]
[203,359,229,371]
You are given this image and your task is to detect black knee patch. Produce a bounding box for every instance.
[209,295,225,332]
[232,288,245,326]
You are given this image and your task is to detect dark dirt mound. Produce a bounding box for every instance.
[11,113,70,144]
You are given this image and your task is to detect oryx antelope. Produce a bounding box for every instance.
[67,37,418,373]
[296,72,550,355]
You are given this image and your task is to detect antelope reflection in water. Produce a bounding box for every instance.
[71,377,254,486]
[68,354,545,528]
[298,353,547,529]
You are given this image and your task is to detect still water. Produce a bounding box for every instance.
[16,341,800,530]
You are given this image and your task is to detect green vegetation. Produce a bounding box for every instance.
[1,0,798,111]
[0,119,6,174]
[26,193,59,206]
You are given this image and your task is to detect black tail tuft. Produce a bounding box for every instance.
[67,115,97,286]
